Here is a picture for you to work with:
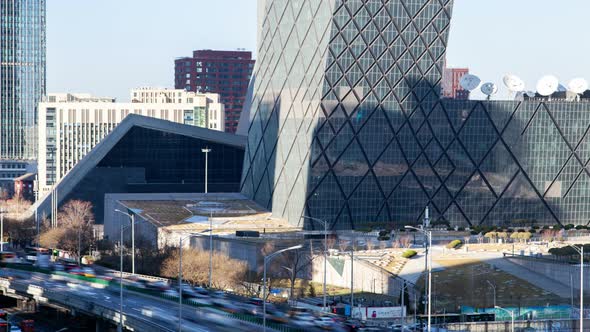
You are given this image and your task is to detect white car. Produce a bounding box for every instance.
[315,316,335,329]
[9,326,21,332]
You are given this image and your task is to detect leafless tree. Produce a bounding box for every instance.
[398,235,412,248]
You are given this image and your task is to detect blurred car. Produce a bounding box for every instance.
[290,312,316,328]
[343,319,366,332]
[248,297,264,306]
[9,325,21,332]
[194,286,210,296]
[212,299,241,314]
[69,267,96,278]
[267,309,289,323]
[315,316,337,330]
[210,290,226,298]
[146,281,169,291]
[163,289,180,298]
[187,297,212,306]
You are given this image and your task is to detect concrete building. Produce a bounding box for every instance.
[37,88,225,193]
[13,173,36,201]
[175,50,255,133]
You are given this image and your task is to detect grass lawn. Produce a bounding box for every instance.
[415,258,568,313]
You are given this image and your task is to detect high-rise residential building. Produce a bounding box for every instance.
[37,88,224,193]
[174,50,255,134]
[0,0,46,165]
[442,67,469,99]
[241,0,590,229]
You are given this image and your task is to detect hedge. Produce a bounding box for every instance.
[446,240,462,249]
[402,250,417,259]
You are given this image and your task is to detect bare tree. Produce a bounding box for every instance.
[275,240,317,303]
[365,236,374,251]
[398,235,412,248]
[160,248,248,289]
[38,200,94,261]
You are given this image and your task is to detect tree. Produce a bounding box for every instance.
[275,240,316,303]
[39,200,94,261]
[160,248,248,289]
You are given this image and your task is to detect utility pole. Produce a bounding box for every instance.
[201,148,211,193]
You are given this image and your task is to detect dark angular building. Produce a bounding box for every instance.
[175,50,255,134]
[240,0,590,229]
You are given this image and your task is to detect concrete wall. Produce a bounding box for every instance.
[506,255,590,294]
[311,254,416,303]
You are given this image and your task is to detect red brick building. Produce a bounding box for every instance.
[442,67,470,99]
[175,50,255,133]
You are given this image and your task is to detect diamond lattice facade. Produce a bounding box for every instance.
[241,0,590,229]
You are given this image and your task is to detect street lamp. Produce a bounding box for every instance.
[302,216,328,310]
[0,207,5,252]
[263,244,303,332]
[115,209,136,275]
[494,306,514,332]
[486,280,496,308]
[178,229,212,332]
[567,244,584,332]
[202,148,211,193]
[406,225,432,332]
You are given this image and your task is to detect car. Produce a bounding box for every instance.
[9,325,21,332]
[194,286,210,295]
[291,312,316,327]
[69,267,95,278]
[267,309,289,323]
[163,289,180,298]
[343,319,365,332]
[210,290,226,298]
[249,297,264,306]
[146,281,169,291]
[315,316,336,330]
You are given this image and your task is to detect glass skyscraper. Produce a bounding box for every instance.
[0,0,46,161]
[242,0,590,229]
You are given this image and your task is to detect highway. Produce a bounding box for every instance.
[0,267,269,331]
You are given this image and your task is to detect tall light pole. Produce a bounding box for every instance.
[202,148,211,193]
[0,207,5,252]
[115,209,136,275]
[567,244,584,332]
[302,216,328,310]
[263,244,303,332]
[406,225,432,332]
[178,229,212,332]
[486,280,496,308]
[495,306,514,332]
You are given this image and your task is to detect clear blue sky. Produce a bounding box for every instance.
[48,0,589,101]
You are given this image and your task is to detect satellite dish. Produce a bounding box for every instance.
[568,78,589,94]
[557,84,567,92]
[481,82,498,97]
[503,74,525,92]
[525,91,536,98]
[459,74,481,91]
[536,75,559,96]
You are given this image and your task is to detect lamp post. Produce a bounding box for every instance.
[567,244,584,332]
[406,225,432,332]
[263,245,303,332]
[202,148,211,193]
[178,229,212,332]
[486,280,496,308]
[494,306,514,332]
[0,207,5,252]
[302,216,328,310]
[115,209,136,275]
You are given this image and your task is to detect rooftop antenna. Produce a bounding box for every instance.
[459,74,481,92]
[536,75,559,100]
[502,74,525,100]
[481,82,498,100]
[568,78,588,102]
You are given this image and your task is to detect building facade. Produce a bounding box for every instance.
[0,0,46,162]
[442,67,469,99]
[38,88,224,193]
[174,50,255,133]
[241,0,590,229]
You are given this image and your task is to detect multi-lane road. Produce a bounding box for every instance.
[0,267,269,331]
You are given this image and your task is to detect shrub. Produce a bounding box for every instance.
[379,230,389,237]
[457,227,465,231]
[484,231,497,239]
[575,225,586,230]
[446,240,462,249]
[517,229,525,233]
[542,225,550,230]
[532,225,540,230]
[402,250,417,259]
[553,224,563,230]
[565,224,575,230]
[398,228,406,232]
[470,230,479,235]
[378,236,391,241]
[506,228,514,233]
[446,227,454,231]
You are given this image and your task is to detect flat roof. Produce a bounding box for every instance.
[115,193,300,233]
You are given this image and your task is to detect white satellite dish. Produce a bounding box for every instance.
[568,78,589,94]
[557,84,567,92]
[459,74,481,91]
[536,75,559,96]
[481,82,498,98]
[502,74,525,92]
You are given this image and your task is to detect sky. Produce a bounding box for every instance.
[48,0,589,101]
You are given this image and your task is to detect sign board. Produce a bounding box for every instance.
[351,306,406,320]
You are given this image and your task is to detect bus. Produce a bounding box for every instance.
[417,313,495,324]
